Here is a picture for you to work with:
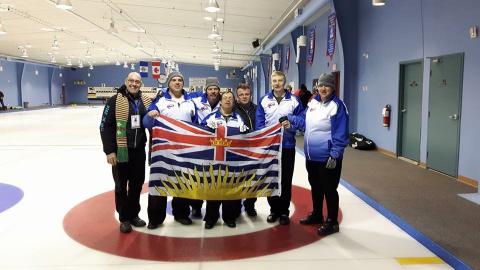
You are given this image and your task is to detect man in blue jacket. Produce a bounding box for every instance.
[256,71,303,225]
[142,71,198,228]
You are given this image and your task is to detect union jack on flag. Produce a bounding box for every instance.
[149,114,283,200]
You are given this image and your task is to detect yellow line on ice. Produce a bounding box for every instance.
[395,257,444,265]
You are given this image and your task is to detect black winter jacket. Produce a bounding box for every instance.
[99,85,149,155]
[234,102,257,131]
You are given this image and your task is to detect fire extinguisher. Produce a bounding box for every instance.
[382,105,391,128]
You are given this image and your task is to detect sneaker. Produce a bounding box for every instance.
[278,214,290,225]
[130,217,146,227]
[119,221,132,233]
[191,207,203,218]
[245,207,257,217]
[317,221,339,236]
[175,217,193,225]
[266,213,279,223]
[205,221,215,229]
[147,223,159,230]
[224,221,236,228]
[299,214,323,225]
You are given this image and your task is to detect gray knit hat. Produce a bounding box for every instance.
[205,77,220,89]
[166,71,184,86]
[318,73,335,90]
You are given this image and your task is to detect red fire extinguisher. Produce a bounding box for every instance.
[382,105,391,128]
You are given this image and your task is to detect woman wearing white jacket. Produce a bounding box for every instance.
[284,73,349,236]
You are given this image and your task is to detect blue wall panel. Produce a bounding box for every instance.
[21,64,51,107]
[0,61,20,106]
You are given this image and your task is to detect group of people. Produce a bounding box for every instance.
[100,69,349,237]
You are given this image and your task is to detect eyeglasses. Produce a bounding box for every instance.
[127,79,142,84]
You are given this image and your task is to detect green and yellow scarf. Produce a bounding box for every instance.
[115,92,152,163]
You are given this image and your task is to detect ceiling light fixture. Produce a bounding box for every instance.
[55,0,73,10]
[50,55,56,63]
[208,24,221,40]
[123,61,128,68]
[78,60,84,68]
[0,18,6,34]
[20,48,28,58]
[372,0,386,6]
[130,63,135,70]
[205,0,220,13]
[66,58,72,66]
[115,60,121,66]
[108,18,118,35]
[52,36,60,50]
[135,37,143,50]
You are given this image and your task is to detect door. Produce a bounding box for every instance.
[427,53,463,177]
[398,61,423,162]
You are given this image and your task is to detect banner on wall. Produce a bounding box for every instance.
[139,61,148,78]
[307,27,316,65]
[285,46,290,71]
[152,61,161,79]
[326,13,337,61]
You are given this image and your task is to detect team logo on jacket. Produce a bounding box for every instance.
[200,106,208,111]
[167,104,175,109]
[267,102,276,108]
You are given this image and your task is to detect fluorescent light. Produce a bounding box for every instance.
[40,27,56,32]
[372,0,385,6]
[205,0,220,13]
[56,0,73,10]
[204,16,213,21]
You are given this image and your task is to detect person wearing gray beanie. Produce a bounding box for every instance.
[166,71,184,87]
[318,73,336,91]
[205,77,220,90]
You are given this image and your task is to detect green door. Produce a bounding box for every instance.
[427,53,463,177]
[399,61,423,162]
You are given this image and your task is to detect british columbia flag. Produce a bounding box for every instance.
[149,114,283,200]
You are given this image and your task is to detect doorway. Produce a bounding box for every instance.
[426,53,464,177]
[398,61,423,162]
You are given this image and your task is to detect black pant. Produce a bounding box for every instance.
[204,200,238,223]
[267,148,296,215]
[190,199,203,210]
[0,99,5,109]
[112,147,145,222]
[147,196,192,224]
[243,198,257,210]
[147,195,167,225]
[305,159,342,222]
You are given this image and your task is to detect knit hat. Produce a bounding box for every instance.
[318,73,335,90]
[205,77,220,89]
[166,71,184,86]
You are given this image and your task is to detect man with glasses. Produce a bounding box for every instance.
[100,72,152,233]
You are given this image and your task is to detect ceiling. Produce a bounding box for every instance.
[0,0,309,68]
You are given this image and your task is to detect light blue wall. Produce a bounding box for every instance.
[305,10,344,96]
[284,38,299,89]
[0,59,61,107]
[21,64,51,107]
[0,61,20,106]
[335,0,480,182]
[64,63,244,104]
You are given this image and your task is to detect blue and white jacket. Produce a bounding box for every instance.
[256,90,304,149]
[142,89,197,128]
[288,94,349,162]
[190,92,220,124]
[200,110,247,131]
